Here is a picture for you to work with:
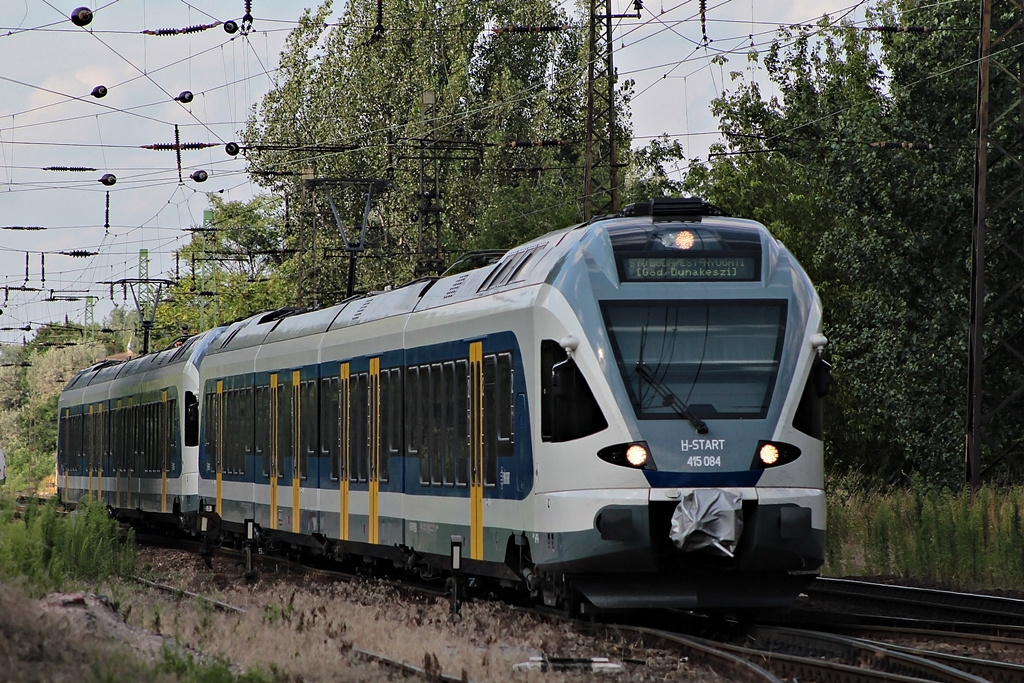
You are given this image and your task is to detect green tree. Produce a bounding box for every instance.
[0,340,109,492]
[154,195,293,344]
[243,0,634,301]
[685,2,978,487]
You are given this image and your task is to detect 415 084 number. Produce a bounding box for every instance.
[687,455,721,467]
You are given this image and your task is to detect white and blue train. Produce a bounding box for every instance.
[58,197,829,611]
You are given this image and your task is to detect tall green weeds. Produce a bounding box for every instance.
[0,494,135,591]
[825,481,1024,590]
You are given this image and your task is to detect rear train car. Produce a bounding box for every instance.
[57,330,222,520]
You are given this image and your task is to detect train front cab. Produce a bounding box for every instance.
[530,199,828,611]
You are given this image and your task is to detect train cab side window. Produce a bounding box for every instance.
[185,391,199,447]
[793,356,831,439]
[541,339,608,443]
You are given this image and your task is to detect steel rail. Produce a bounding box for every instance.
[813,622,1024,654]
[851,635,1024,683]
[602,625,783,683]
[745,626,988,683]
[811,577,1024,626]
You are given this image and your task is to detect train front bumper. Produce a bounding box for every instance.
[535,487,825,610]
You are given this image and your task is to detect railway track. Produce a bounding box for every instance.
[806,577,1024,628]
[134,534,1024,681]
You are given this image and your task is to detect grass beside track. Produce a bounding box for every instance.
[826,482,1024,591]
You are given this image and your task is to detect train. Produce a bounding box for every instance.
[57,197,830,612]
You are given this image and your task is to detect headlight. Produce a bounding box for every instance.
[625,444,649,467]
[751,440,801,469]
[598,441,657,470]
[759,443,779,465]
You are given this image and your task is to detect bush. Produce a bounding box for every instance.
[0,494,135,591]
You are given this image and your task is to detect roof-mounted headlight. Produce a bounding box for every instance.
[598,441,657,470]
[658,229,696,250]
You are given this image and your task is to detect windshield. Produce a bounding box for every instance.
[603,301,786,419]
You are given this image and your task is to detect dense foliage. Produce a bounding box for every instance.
[6,1,1012,493]
[0,496,136,591]
[241,0,642,297]
[684,1,980,487]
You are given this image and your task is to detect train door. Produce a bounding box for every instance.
[269,373,280,529]
[214,380,224,514]
[160,390,169,513]
[339,363,350,540]
[470,343,484,560]
[88,404,96,499]
[369,358,380,544]
[291,369,302,535]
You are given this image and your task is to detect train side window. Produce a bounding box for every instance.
[482,353,512,487]
[300,379,317,480]
[430,363,443,486]
[455,360,469,487]
[380,368,400,484]
[441,362,456,486]
[541,339,608,443]
[203,389,217,473]
[350,372,369,483]
[222,391,233,474]
[230,389,245,475]
[242,386,252,472]
[147,402,156,473]
[406,365,423,482]
[322,377,339,480]
[278,376,292,479]
[167,398,177,470]
[255,385,270,477]
[497,352,514,457]
[185,391,198,447]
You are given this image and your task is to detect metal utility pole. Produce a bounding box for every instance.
[416,89,445,277]
[305,177,391,297]
[408,91,483,277]
[967,0,1024,488]
[584,0,633,220]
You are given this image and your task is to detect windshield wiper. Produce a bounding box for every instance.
[635,362,708,434]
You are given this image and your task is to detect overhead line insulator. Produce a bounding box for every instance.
[494,139,574,148]
[493,25,571,34]
[142,22,221,36]
[869,140,934,150]
[43,166,97,172]
[862,25,931,34]
[141,142,217,151]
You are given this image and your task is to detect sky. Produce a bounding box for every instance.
[0,0,866,347]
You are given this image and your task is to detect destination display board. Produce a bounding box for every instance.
[620,255,759,282]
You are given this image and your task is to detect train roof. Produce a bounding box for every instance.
[194,197,783,351]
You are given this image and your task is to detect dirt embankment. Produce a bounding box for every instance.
[0,547,725,682]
